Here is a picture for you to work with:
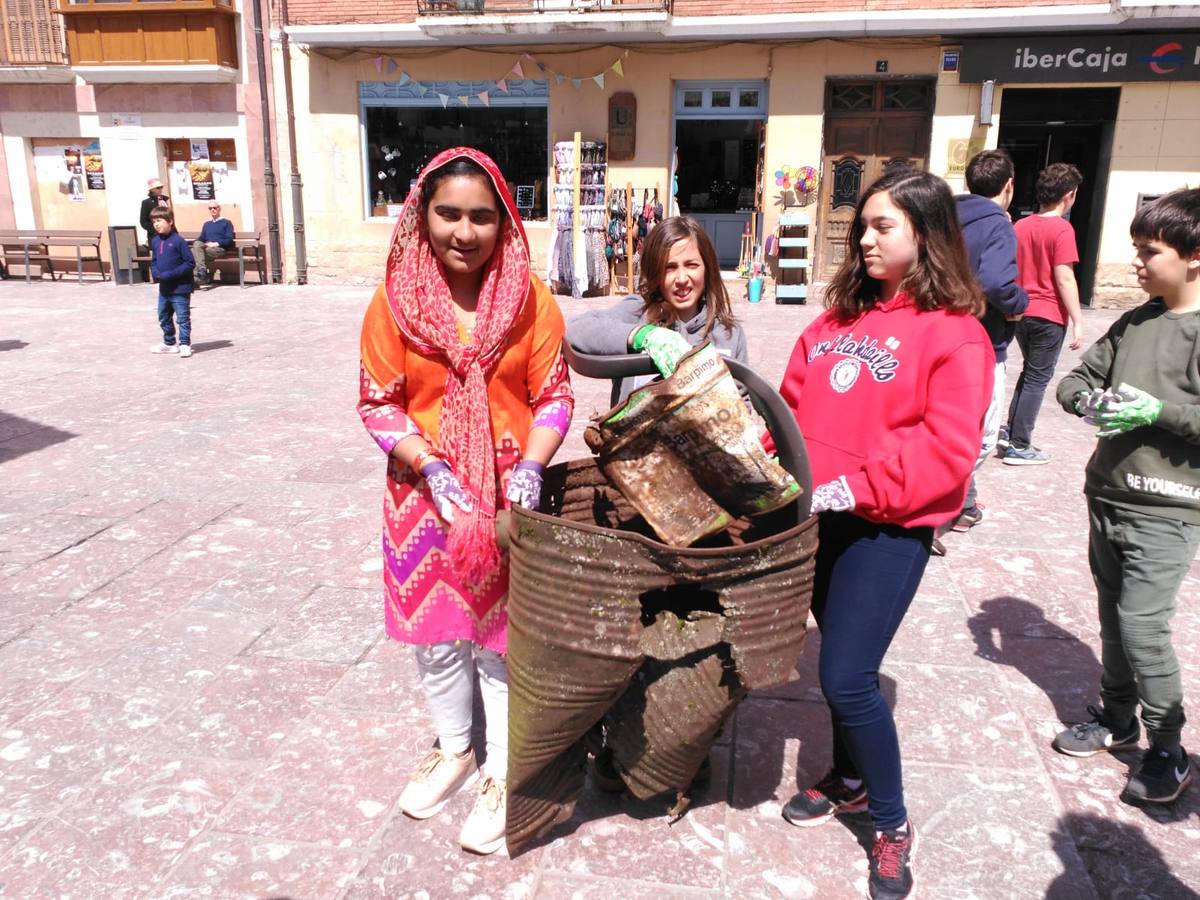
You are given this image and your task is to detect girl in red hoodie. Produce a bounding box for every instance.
[778,170,993,899]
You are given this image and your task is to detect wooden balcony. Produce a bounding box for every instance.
[416,0,672,14]
[57,0,238,77]
[1,0,68,66]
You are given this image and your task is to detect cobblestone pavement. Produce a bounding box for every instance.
[1,279,1198,899]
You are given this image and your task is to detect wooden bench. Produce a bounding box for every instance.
[127,231,266,288]
[0,229,107,283]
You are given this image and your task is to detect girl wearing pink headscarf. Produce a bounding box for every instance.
[358,149,573,854]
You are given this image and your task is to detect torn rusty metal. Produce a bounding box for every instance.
[505,458,816,854]
[584,342,800,548]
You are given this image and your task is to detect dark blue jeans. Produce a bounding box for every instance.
[812,512,932,831]
[158,292,191,346]
[1006,316,1065,448]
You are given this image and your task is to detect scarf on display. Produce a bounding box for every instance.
[383,147,531,585]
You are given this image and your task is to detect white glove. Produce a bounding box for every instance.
[422,461,473,524]
[506,460,545,510]
[809,476,855,515]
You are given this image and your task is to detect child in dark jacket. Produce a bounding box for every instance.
[1052,187,1200,805]
[149,208,196,358]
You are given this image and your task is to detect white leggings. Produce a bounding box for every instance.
[414,641,508,779]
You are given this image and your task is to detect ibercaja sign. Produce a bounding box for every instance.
[959,32,1200,83]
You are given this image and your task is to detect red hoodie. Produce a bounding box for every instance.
[777,293,994,529]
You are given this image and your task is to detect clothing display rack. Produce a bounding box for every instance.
[549,131,609,298]
[607,181,661,295]
[775,211,810,304]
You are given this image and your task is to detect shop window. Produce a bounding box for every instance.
[711,90,731,108]
[738,89,760,108]
[360,80,549,221]
[683,90,703,108]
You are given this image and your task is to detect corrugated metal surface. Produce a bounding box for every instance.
[505,457,815,853]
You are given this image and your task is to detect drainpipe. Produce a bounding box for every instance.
[279,0,308,284]
[250,0,283,283]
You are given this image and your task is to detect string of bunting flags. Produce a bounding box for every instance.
[370,50,628,108]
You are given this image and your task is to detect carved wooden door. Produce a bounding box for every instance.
[815,80,933,283]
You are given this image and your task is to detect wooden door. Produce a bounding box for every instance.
[815,80,933,282]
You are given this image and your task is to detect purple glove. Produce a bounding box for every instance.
[809,476,855,515]
[506,459,545,510]
[421,460,473,524]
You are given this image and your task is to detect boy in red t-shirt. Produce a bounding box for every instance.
[1001,163,1085,464]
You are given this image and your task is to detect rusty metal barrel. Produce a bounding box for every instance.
[504,347,817,854]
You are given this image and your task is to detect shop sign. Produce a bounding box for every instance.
[946,137,985,178]
[608,92,636,162]
[960,32,1200,83]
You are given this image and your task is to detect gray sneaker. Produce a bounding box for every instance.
[1002,445,1050,466]
[1053,705,1140,757]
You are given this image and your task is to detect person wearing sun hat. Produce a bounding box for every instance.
[139,176,171,247]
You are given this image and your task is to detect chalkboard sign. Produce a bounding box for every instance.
[515,185,535,209]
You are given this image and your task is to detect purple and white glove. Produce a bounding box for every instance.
[809,476,855,515]
[506,459,545,510]
[421,460,473,524]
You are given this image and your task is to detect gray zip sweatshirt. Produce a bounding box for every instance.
[1056,298,1200,524]
[566,294,749,407]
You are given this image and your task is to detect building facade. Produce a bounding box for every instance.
[4,2,1197,299]
[273,0,1200,303]
[0,0,280,279]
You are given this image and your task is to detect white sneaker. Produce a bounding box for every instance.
[179,345,193,358]
[459,775,506,855]
[398,748,477,819]
[151,343,179,354]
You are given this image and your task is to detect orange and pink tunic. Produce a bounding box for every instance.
[358,276,573,653]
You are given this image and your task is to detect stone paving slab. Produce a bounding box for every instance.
[1,280,1199,898]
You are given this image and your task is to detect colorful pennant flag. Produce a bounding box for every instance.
[457,95,470,107]
[387,59,398,74]
[511,60,525,80]
[438,93,450,109]
[592,73,604,89]
[611,59,624,77]
[572,78,582,90]
[398,71,411,86]
[413,82,428,96]
[495,77,508,93]
[478,91,490,107]
[373,56,383,73]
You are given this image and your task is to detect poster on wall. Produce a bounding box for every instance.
[189,160,215,200]
[33,144,86,202]
[63,147,85,201]
[82,140,105,190]
[190,138,210,161]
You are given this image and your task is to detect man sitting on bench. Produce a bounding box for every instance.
[194,202,235,288]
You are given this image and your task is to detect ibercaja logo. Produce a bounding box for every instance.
[1141,42,1187,76]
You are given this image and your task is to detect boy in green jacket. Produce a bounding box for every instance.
[1053,187,1200,804]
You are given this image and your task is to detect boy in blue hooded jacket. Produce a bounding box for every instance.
[149,208,196,358]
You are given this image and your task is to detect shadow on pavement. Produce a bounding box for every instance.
[1047,811,1200,899]
[967,595,1103,725]
[190,339,234,354]
[0,413,76,463]
[0,340,29,352]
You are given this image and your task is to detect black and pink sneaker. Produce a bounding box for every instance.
[782,770,868,827]
[868,820,917,899]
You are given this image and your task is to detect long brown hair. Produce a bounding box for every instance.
[638,216,736,336]
[824,169,984,321]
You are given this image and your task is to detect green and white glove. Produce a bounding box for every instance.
[631,324,692,377]
[1094,382,1163,438]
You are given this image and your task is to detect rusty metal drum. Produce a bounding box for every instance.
[504,347,817,854]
